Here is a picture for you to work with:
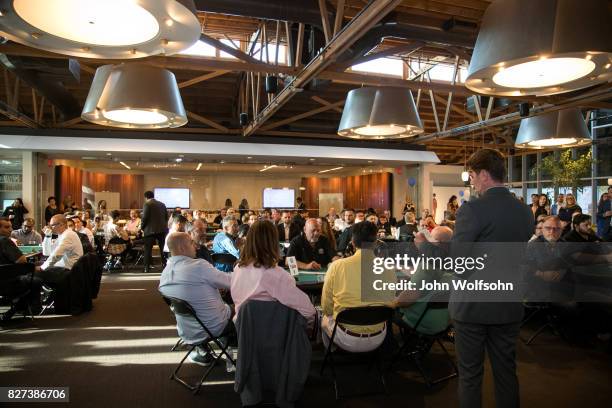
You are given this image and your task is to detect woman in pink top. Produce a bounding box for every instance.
[231,220,316,327]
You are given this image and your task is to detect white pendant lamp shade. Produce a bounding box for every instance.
[466,0,612,96]
[338,87,424,139]
[515,108,591,149]
[81,64,187,129]
[0,0,201,59]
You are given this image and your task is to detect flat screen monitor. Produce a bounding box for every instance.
[154,188,190,208]
[263,188,295,208]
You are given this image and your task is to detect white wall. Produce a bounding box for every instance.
[431,186,471,224]
[143,173,302,210]
[419,164,466,214]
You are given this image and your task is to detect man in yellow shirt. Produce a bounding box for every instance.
[321,221,396,352]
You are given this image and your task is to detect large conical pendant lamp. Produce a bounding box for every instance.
[466,0,612,97]
[515,108,591,149]
[81,64,188,129]
[0,0,201,59]
[337,87,424,139]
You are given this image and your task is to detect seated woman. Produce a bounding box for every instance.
[231,220,316,328]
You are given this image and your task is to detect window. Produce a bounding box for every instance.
[351,57,403,77]
[179,40,216,57]
[219,39,238,59]
[526,154,537,181]
[511,156,522,183]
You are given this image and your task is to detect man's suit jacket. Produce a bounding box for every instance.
[141,198,168,237]
[450,186,533,324]
[278,222,301,242]
[398,223,417,241]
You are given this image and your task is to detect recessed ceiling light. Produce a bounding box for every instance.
[196,162,202,171]
[0,0,201,59]
[309,158,315,161]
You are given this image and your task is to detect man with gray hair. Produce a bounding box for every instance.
[38,214,83,283]
[159,232,232,366]
[211,215,240,272]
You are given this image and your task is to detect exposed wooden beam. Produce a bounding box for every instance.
[178,70,230,89]
[187,111,230,132]
[319,0,332,44]
[295,23,305,67]
[199,33,262,64]
[243,0,403,136]
[80,63,97,75]
[333,0,346,37]
[442,55,460,131]
[56,117,82,127]
[311,96,343,113]
[260,99,345,131]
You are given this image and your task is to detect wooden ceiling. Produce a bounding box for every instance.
[0,0,609,165]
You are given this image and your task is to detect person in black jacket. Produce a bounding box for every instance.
[141,191,169,272]
[448,149,533,408]
[44,196,61,225]
[3,198,28,230]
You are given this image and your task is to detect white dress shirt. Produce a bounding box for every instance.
[41,229,83,270]
[79,226,94,246]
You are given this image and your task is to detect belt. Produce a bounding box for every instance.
[339,324,384,338]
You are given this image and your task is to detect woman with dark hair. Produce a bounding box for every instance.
[230,220,316,324]
[318,217,336,251]
[238,198,249,218]
[3,198,29,229]
[534,194,550,222]
[447,195,459,218]
[44,196,60,225]
[224,198,233,208]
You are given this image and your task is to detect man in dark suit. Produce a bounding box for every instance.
[450,149,533,408]
[398,211,418,241]
[141,190,169,273]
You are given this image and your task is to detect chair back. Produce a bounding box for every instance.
[336,305,394,326]
[0,263,34,296]
[161,294,218,341]
[212,252,237,266]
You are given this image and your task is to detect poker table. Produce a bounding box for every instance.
[293,268,327,300]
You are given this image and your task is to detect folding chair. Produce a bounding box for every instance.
[521,302,567,345]
[320,306,394,400]
[0,263,35,321]
[211,253,237,271]
[394,290,457,388]
[161,295,235,394]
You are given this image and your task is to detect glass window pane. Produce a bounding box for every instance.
[597,144,611,177]
[351,58,403,77]
[0,156,23,211]
[180,41,216,57]
[576,184,593,215]
[526,154,537,182]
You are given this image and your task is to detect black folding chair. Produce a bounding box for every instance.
[394,290,457,387]
[320,306,394,399]
[211,253,237,270]
[0,263,35,321]
[161,295,235,394]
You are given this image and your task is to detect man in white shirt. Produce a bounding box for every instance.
[71,216,94,246]
[37,214,83,283]
[334,208,355,232]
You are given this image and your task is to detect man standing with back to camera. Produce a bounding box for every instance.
[452,149,533,408]
[142,190,168,273]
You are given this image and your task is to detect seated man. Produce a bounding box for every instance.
[125,209,142,237]
[10,217,42,245]
[321,221,395,352]
[37,214,83,284]
[287,218,338,270]
[377,214,392,235]
[0,217,27,264]
[0,217,41,319]
[163,214,188,255]
[213,207,227,225]
[190,219,213,264]
[159,232,233,366]
[398,212,418,241]
[66,216,94,254]
[395,226,453,335]
[72,215,94,247]
[211,215,240,272]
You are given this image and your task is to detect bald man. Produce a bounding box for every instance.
[159,232,232,366]
[395,226,454,335]
[38,214,83,282]
[286,218,339,270]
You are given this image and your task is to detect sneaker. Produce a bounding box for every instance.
[188,350,214,367]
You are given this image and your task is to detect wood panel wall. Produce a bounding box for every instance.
[301,172,392,212]
[55,165,144,210]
